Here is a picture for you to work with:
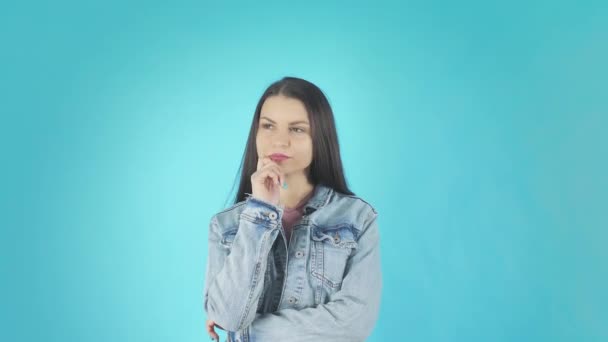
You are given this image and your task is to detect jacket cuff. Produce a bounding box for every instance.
[241,195,284,227]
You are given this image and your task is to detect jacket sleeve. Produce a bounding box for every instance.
[247,210,382,342]
[203,196,283,332]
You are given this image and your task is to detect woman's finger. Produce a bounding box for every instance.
[262,162,283,182]
[256,164,282,185]
[258,156,272,170]
[258,169,278,186]
[264,166,282,186]
[206,319,219,340]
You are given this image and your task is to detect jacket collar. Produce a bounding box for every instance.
[303,183,333,215]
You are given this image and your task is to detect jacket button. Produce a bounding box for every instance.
[333,232,341,243]
[295,251,304,258]
[268,212,277,220]
[288,297,297,304]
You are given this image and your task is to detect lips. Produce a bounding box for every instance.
[269,153,290,162]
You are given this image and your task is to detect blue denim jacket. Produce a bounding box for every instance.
[203,184,382,341]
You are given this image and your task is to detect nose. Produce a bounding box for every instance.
[272,131,290,147]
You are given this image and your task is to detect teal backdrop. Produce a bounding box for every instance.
[1,1,606,341]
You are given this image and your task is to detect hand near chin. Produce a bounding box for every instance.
[251,156,283,205]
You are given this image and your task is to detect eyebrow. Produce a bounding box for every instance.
[260,116,309,126]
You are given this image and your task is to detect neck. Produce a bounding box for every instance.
[279,172,315,209]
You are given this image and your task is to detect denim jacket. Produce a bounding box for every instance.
[203,184,382,342]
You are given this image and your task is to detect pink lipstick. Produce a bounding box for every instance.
[269,153,290,162]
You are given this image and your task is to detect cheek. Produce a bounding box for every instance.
[295,143,313,161]
[256,133,266,145]
[255,135,265,154]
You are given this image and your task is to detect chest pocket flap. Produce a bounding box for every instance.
[311,224,359,249]
[220,229,237,248]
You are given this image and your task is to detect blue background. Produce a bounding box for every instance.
[1,1,606,341]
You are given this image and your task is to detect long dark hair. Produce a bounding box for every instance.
[225,76,355,207]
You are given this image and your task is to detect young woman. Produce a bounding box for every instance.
[203,77,382,341]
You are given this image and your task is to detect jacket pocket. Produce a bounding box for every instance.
[311,223,358,288]
[219,229,238,249]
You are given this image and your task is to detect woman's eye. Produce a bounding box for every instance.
[260,124,304,133]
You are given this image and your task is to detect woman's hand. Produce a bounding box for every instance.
[206,319,223,341]
[251,156,283,206]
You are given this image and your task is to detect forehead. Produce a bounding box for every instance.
[260,95,309,122]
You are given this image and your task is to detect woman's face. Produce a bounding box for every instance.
[256,95,313,178]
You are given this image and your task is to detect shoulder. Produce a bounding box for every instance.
[312,189,378,235]
[329,190,378,218]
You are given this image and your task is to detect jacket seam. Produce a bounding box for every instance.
[235,227,275,330]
